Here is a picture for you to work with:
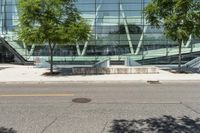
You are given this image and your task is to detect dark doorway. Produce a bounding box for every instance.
[0,44,14,63]
[0,53,2,62]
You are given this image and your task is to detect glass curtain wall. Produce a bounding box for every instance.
[0,0,17,63]
[0,0,18,34]
[72,0,190,57]
[0,0,199,63]
[76,0,148,56]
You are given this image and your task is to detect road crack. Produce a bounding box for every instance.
[181,102,200,115]
[101,121,108,133]
[40,117,58,133]
[40,103,74,133]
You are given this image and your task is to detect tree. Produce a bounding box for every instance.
[17,0,90,74]
[144,0,200,71]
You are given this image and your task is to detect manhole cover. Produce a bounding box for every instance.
[72,98,91,103]
[147,80,160,84]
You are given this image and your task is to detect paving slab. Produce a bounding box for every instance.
[0,64,200,83]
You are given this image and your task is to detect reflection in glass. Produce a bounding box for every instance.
[0,0,199,60]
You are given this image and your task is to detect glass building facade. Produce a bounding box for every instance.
[0,0,200,64]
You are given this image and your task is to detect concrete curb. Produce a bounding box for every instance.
[1,79,200,84]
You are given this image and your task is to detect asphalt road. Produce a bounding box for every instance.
[0,81,200,133]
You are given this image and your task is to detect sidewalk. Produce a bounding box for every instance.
[0,64,200,83]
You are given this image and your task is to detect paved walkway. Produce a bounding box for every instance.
[0,64,200,83]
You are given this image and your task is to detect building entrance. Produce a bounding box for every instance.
[0,44,14,63]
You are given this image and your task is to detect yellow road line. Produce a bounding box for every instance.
[0,93,74,97]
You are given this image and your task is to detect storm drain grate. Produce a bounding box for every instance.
[72,98,91,103]
[147,80,160,84]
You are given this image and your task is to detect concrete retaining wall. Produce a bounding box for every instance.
[72,67,159,75]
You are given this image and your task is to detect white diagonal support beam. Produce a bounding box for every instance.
[135,26,148,55]
[0,0,3,33]
[1,0,7,34]
[185,35,192,48]
[81,0,103,56]
[120,4,134,55]
[29,44,35,56]
[81,40,89,55]
[22,42,35,59]
[76,44,81,56]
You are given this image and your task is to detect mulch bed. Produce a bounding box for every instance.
[42,71,60,76]
[169,69,190,74]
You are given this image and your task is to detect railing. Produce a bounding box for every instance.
[93,58,110,68]
[1,32,200,65]
[182,57,200,73]
[0,37,24,63]
[0,37,32,64]
[2,33,34,60]
[183,57,200,68]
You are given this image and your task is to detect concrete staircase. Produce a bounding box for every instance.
[0,37,32,65]
[182,57,200,73]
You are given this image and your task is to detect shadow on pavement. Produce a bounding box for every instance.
[57,68,73,75]
[0,67,9,71]
[110,115,200,133]
[0,127,17,133]
[42,68,73,76]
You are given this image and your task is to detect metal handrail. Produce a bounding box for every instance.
[183,57,200,67]
[0,37,32,64]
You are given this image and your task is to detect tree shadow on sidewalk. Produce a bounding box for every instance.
[42,68,73,76]
[0,127,17,133]
[110,115,200,133]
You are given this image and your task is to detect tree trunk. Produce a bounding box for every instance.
[49,42,55,74]
[50,48,53,74]
[178,41,182,72]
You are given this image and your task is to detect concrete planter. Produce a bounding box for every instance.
[72,66,159,75]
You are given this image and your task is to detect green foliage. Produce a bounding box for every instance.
[17,0,90,46]
[144,0,200,43]
[144,0,200,71]
[17,0,90,73]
